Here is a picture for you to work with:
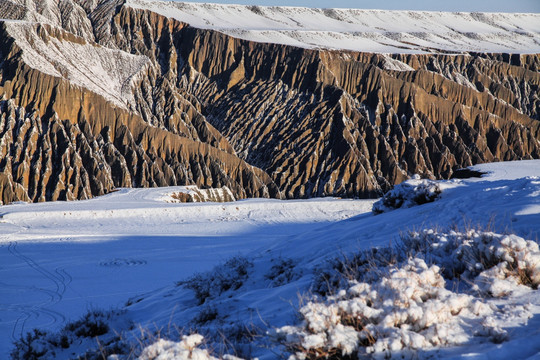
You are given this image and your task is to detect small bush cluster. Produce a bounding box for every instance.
[11,310,123,360]
[192,306,219,325]
[279,229,540,359]
[313,247,401,296]
[11,329,50,360]
[403,229,540,296]
[196,322,263,359]
[265,257,299,287]
[63,310,110,338]
[372,177,441,214]
[179,256,253,304]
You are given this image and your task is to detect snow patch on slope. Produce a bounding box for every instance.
[381,54,415,71]
[4,22,149,109]
[1,0,95,39]
[126,0,540,53]
[0,193,371,356]
[470,160,540,182]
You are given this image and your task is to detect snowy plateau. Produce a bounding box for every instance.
[127,0,540,54]
[1,160,540,359]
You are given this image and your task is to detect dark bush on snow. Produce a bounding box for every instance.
[265,257,299,287]
[64,310,109,338]
[372,177,441,214]
[179,256,253,304]
[11,329,50,360]
[11,310,118,360]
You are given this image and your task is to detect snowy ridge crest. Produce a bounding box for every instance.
[4,22,149,109]
[127,0,540,54]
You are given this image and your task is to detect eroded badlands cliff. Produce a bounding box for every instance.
[0,0,539,204]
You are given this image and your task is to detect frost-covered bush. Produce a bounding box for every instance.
[403,230,540,296]
[372,177,441,214]
[279,230,540,359]
[179,256,253,304]
[316,230,540,298]
[138,334,244,360]
[11,329,51,360]
[276,258,492,360]
[313,247,401,296]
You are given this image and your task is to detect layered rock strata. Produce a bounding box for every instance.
[0,0,539,204]
[0,21,279,204]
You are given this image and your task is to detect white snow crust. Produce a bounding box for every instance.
[4,22,149,109]
[1,160,540,359]
[127,0,540,54]
[138,334,243,360]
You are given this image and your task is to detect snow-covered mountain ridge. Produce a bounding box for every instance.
[0,0,539,207]
[127,0,540,53]
[4,22,149,109]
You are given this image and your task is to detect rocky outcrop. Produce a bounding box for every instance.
[156,23,540,196]
[0,96,278,204]
[167,186,235,203]
[0,21,280,205]
[0,0,539,204]
[0,99,111,203]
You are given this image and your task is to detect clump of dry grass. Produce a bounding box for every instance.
[278,227,540,360]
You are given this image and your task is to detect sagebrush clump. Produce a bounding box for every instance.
[277,258,492,359]
[179,256,253,304]
[278,229,540,359]
[11,310,124,360]
[138,333,244,360]
[403,229,540,296]
[265,257,299,287]
[372,177,442,214]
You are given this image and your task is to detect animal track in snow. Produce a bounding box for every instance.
[6,242,69,341]
[99,258,148,267]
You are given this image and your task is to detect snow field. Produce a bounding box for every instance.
[127,0,540,53]
[130,161,540,360]
[0,187,372,357]
[2,160,540,359]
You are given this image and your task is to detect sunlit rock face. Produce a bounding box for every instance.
[0,0,539,204]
